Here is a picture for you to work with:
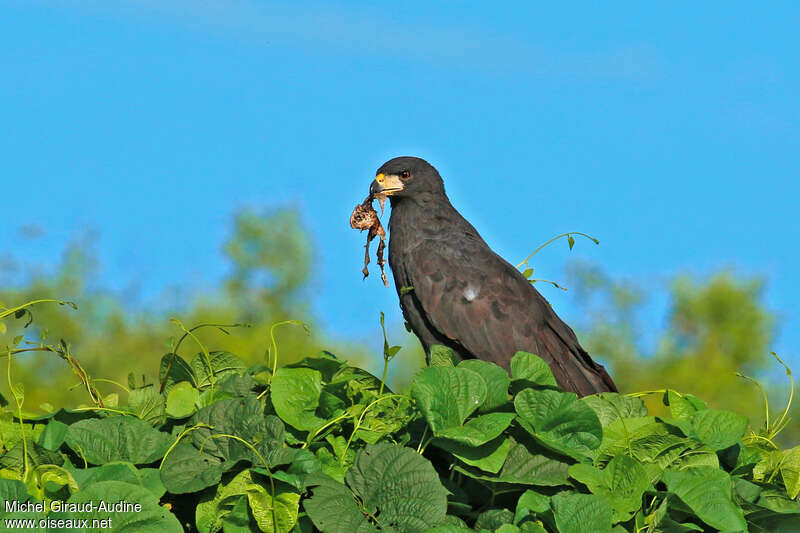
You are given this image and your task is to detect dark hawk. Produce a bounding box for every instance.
[368,156,617,397]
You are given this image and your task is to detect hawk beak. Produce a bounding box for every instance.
[370,173,404,197]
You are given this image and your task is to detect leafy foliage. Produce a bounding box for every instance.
[1,301,799,532]
[0,209,375,411]
[565,262,790,442]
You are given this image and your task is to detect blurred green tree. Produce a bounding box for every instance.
[565,260,795,443]
[0,209,369,409]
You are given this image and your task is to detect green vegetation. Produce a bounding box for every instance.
[1,299,799,532]
[564,261,790,442]
[1,208,798,531]
[2,209,794,442]
[0,209,377,410]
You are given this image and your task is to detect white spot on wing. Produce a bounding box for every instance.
[463,283,479,302]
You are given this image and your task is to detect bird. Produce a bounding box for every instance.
[368,156,617,397]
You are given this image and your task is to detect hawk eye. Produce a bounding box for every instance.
[400,170,410,180]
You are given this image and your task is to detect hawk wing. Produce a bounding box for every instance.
[404,239,616,396]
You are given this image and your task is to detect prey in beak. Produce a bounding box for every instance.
[370,173,405,197]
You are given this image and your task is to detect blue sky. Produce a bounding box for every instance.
[2,1,799,368]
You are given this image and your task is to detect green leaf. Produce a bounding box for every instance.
[411,366,487,432]
[288,448,323,475]
[429,345,460,367]
[197,388,235,408]
[657,416,694,438]
[780,445,800,499]
[569,454,650,523]
[270,367,326,432]
[104,392,120,407]
[0,419,46,453]
[651,518,703,532]
[68,462,165,500]
[318,390,346,420]
[221,496,254,533]
[567,235,575,250]
[551,492,614,533]
[246,480,301,533]
[303,477,377,533]
[510,352,558,388]
[519,523,548,533]
[664,390,705,421]
[514,388,602,460]
[265,449,324,491]
[455,438,571,487]
[192,351,248,389]
[191,398,293,468]
[434,435,511,474]
[136,468,167,500]
[732,476,761,504]
[683,394,707,411]
[582,393,648,427]
[24,464,77,502]
[754,449,783,482]
[217,373,259,398]
[594,417,685,466]
[0,441,63,474]
[670,446,720,470]
[315,447,348,484]
[0,479,45,524]
[436,412,516,447]
[64,480,182,532]
[515,489,550,525]
[747,514,800,533]
[474,508,514,530]
[518,490,550,515]
[160,441,224,494]
[159,353,196,394]
[690,409,748,451]
[166,382,200,419]
[327,365,385,398]
[345,442,448,533]
[128,385,166,425]
[661,467,746,532]
[458,359,510,411]
[432,515,470,531]
[286,351,345,382]
[64,416,172,465]
[37,420,69,451]
[733,443,763,474]
[355,396,414,445]
[425,527,473,533]
[498,439,571,486]
[756,488,800,514]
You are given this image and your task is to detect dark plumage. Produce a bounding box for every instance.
[369,156,617,397]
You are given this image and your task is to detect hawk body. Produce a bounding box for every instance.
[371,156,616,397]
